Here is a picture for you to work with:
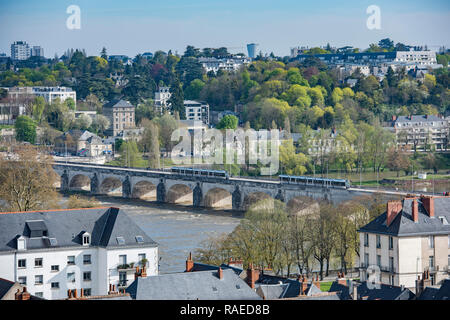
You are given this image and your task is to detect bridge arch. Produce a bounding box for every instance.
[99,176,123,196]
[69,174,91,191]
[204,187,233,209]
[242,191,275,211]
[166,184,193,205]
[132,180,157,200]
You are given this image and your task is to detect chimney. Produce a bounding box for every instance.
[135,266,140,280]
[386,200,403,226]
[80,288,84,298]
[141,265,147,278]
[246,264,259,289]
[68,289,72,299]
[218,267,223,280]
[352,284,358,300]
[15,289,21,300]
[20,287,30,300]
[412,199,419,222]
[73,289,78,299]
[421,196,435,218]
[185,252,194,272]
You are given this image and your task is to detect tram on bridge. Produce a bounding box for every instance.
[170,167,229,179]
[279,174,350,189]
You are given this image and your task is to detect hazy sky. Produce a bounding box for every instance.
[1,0,449,58]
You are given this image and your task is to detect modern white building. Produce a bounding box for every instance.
[11,41,31,60]
[184,100,209,125]
[0,207,158,300]
[31,46,44,58]
[358,195,450,293]
[198,56,251,74]
[154,87,171,115]
[4,86,76,105]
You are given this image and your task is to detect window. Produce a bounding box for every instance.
[83,272,91,281]
[83,255,91,265]
[428,236,435,249]
[35,275,43,285]
[83,288,91,296]
[377,255,381,267]
[51,265,59,272]
[51,282,59,289]
[376,235,381,249]
[364,233,369,247]
[18,259,26,268]
[429,256,435,268]
[135,236,144,244]
[389,257,394,272]
[389,237,394,250]
[138,253,146,266]
[82,233,90,246]
[119,255,127,265]
[18,277,26,285]
[119,272,127,286]
[67,256,75,265]
[35,292,43,298]
[116,237,125,245]
[67,272,75,283]
[364,253,369,267]
[35,258,43,268]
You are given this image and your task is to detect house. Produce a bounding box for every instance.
[54,130,112,156]
[358,194,450,291]
[126,265,261,300]
[154,87,171,115]
[0,278,44,300]
[103,99,136,137]
[0,207,158,300]
[184,100,210,125]
[416,277,450,300]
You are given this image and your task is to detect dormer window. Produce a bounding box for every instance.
[82,232,91,246]
[17,236,26,251]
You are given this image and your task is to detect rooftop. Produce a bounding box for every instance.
[103,99,134,108]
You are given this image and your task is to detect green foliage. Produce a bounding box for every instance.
[216,115,238,129]
[15,115,37,143]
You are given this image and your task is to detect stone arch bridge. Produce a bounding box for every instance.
[54,163,404,211]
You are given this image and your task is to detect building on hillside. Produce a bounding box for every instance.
[389,115,449,151]
[154,87,171,115]
[11,41,31,61]
[247,43,258,59]
[198,56,251,74]
[108,55,132,65]
[184,100,209,125]
[3,86,76,106]
[0,207,158,300]
[103,99,136,137]
[31,46,44,58]
[54,130,112,157]
[358,194,450,292]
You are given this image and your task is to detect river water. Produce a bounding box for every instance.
[92,196,241,274]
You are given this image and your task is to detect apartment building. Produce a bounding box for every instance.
[4,86,76,105]
[391,115,449,151]
[103,99,136,137]
[154,86,171,115]
[0,207,158,300]
[358,195,450,292]
[198,56,251,74]
[184,100,209,125]
[10,41,31,61]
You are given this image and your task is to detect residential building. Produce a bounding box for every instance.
[11,41,31,60]
[390,115,449,151]
[198,56,251,74]
[0,207,158,300]
[103,99,136,137]
[154,86,171,115]
[31,46,44,58]
[4,86,76,106]
[108,55,132,65]
[358,194,450,292]
[184,100,209,125]
[54,130,112,157]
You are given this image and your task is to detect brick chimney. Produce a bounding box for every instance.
[185,252,194,272]
[141,265,147,278]
[15,287,30,300]
[218,267,223,280]
[412,198,419,223]
[73,289,78,299]
[68,289,72,299]
[246,264,259,289]
[421,196,435,218]
[80,288,84,298]
[386,200,403,226]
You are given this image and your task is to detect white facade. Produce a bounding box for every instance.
[199,57,251,74]
[5,86,76,105]
[395,50,437,66]
[11,41,31,60]
[184,100,210,125]
[0,245,158,300]
[154,87,171,115]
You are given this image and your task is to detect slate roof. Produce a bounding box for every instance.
[395,115,443,123]
[0,207,157,253]
[358,197,450,237]
[126,269,262,300]
[328,281,415,300]
[434,279,450,300]
[417,286,440,300]
[103,99,134,108]
[0,278,15,299]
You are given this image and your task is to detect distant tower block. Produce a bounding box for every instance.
[247,43,258,59]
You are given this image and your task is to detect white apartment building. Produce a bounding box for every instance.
[184,100,209,125]
[395,50,437,66]
[198,56,251,74]
[392,115,449,151]
[0,207,158,300]
[11,41,31,60]
[4,86,76,105]
[358,195,450,293]
[154,86,171,115]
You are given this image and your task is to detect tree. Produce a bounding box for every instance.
[119,140,143,167]
[75,113,92,130]
[386,146,411,177]
[31,96,46,123]
[216,115,238,130]
[15,115,37,143]
[155,113,178,156]
[168,78,185,119]
[67,195,101,209]
[0,145,60,211]
[100,47,108,60]
[141,119,160,168]
[378,38,394,51]
[91,114,110,136]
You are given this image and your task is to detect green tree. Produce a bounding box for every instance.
[119,140,143,167]
[217,115,238,129]
[15,115,37,143]
[168,78,185,119]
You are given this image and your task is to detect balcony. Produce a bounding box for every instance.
[117,280,128,289]
[379,265,396,274]
[117,260,149,272]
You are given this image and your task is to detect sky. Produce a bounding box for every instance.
[0,0,449,58]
